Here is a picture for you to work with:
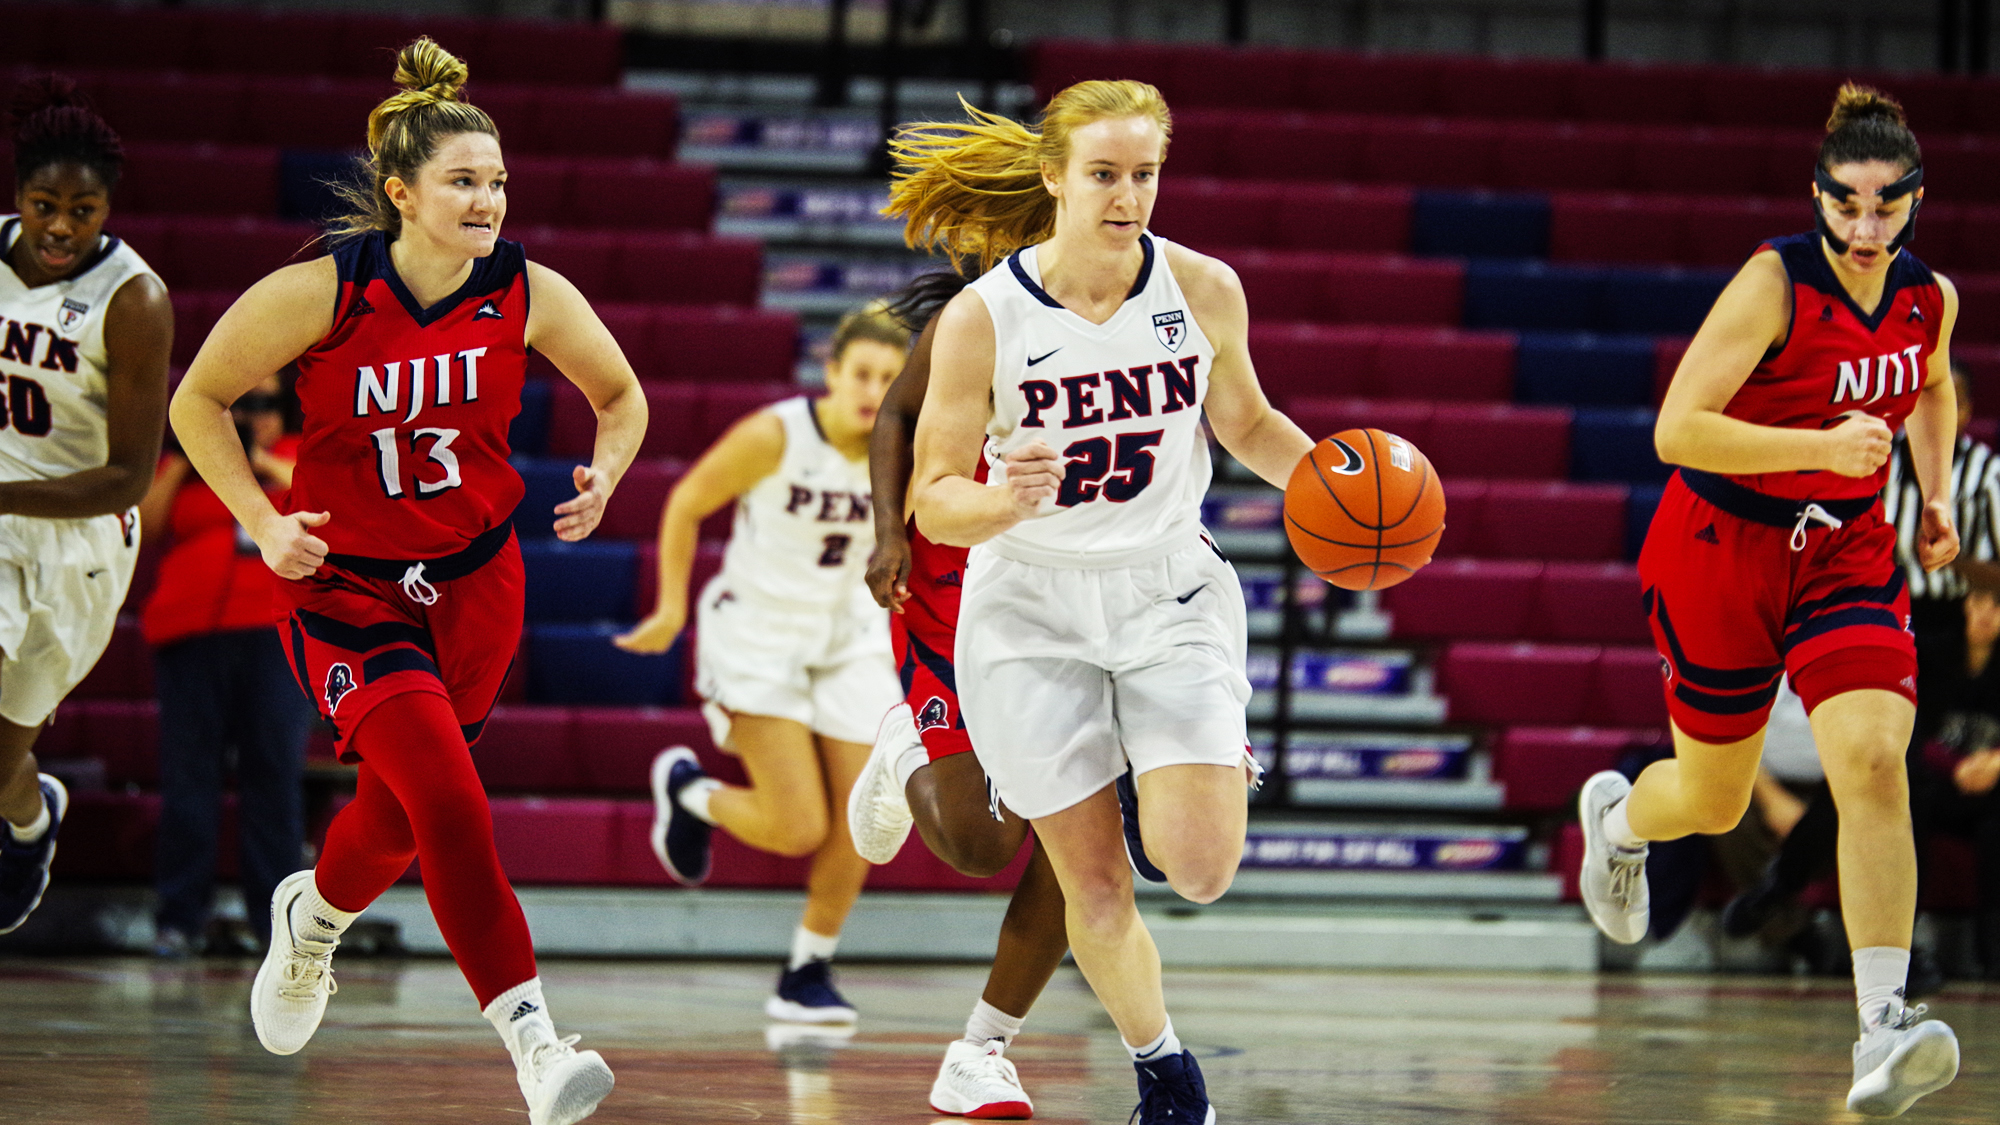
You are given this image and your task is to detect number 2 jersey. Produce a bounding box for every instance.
[289,230,527,560]
[717,395,877,613]
[968,232,1213,566]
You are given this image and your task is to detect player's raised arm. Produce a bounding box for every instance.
[1171,244,1312,489]
[614,410,782,653]
[524,259,646,542]
[170,257,338,579]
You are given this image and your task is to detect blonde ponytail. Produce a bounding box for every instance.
[329,37,498,241]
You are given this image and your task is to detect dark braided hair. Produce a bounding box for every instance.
[9,76,124,194]
[885,270,975,334]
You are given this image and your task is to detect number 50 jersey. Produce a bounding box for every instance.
[969,232,1213,567]
[290,230,527,560]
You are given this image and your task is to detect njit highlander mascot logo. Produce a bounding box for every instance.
[325,663,356,714]
[916,696,950,733]
[1152,309,1186,352]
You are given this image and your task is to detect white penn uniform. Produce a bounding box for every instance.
[957,233,1252,820]
[0,218,149,727]
[695,395,899,747]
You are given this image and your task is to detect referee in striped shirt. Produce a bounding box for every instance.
[1885,365,2000,643]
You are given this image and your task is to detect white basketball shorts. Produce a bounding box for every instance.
[955,535,1253,821]
[0,510,137,727]
[694,573,900,748]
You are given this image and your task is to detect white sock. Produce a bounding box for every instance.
[789,925,839,971]
[1124,1017,1181,1063]
[1853,946,1911,1031]
[964,998,1026,1051]
[481,977,555,1059]
[7,798,49,844]
[677,777,723,825]
[1600,796,1648,851]
[893,732,931,793]
[293,875,362,944]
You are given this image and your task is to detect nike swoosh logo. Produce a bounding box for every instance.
[1027,348,1062,366]
[86,569,106,579]
[1175,583,1208,604]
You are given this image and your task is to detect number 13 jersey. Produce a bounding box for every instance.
[969,232,1213,567]
[290,230,527,560]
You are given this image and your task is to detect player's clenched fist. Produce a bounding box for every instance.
[255,510,330,580]
[1004,440,1063,518]
[1823,411,1893,478]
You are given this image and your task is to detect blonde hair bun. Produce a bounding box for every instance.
[394,37,470,101]
[1827,83,1907,133]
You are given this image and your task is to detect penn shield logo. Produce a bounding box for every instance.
[57,297,88,331]
[324,663,356,714]
[916,697,950,732]
[1152,309,1187,352]
[474,299,505,321]
[1324,437,1367,476]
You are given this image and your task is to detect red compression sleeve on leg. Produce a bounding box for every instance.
[338,691,537,1008]
[314,764,418,913]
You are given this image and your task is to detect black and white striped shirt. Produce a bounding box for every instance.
[1883,433,2000,601]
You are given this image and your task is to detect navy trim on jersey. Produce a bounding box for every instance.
[1679,467,1877,529]
[1006,233,1156,311]
[1764,232,1935,335]
[0,217,126,289]
[334,230,527,329]
[323,512,515,581]
[805,396,830,444]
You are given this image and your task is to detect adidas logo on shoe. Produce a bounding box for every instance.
[510,1000,541,1022]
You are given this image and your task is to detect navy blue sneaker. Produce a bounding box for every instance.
[0,774,67,934]
[649,747,713,885]
[1131,1049,1214,1124]
[1117,769,1167,884]
[765,959,857,1024]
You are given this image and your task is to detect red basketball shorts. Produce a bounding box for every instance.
[895,525,972,762]
[275,532,524,762]
[1638,471,1915,744]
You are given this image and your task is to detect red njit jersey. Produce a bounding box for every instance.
[288,232,529,559]
[1724,232,1944,502]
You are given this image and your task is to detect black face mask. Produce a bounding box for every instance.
[1813,164,1923,256]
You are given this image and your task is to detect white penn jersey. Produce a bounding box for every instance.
[0,217,159,484]
[970,232,1214,567]
[718,395,877,610]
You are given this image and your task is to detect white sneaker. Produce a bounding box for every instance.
[1578,770,1650,945]
[510,1020,615,1125]
[930,1038,1034,1119]
[848,705,918,865]
[250,869,338,1055]
[1848,1004,1959,1117]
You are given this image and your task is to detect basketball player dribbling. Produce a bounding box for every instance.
[0,79,171,936]
[1581,85,1963,1117]
[619,305,906,1024]
[888,80,1317,1123]
[846,270,1078,1118]
[169,40,645,1125]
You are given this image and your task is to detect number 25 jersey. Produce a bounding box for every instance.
[290,231,527,560]
[969,233,1213,567]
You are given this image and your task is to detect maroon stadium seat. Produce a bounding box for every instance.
[610,234,761,306]
[698,383,797,450]
[90,9,202,72]
[166,291,236,369]
[1283,398,1433,448]
[599,458,685,540]
[1432,58,1577,121]
[1652,337,1690,405]
[1029,40,1175,103]
[1361,118,1497,189]
[1474,481,1627,560]
[573,706,716,791]
[193,12,346,77]
[1384,558,1542,641]
[1548,193,1674,265]
[530,89,680,161]
[488,797,617,884]
[1247,323,1375,403]
[50,792,161,880]
[1299,53,1436,115]
[1151,179,1282,252]
[113,216,176,279]
[472,705,579,792]
[122,143,279,217]
[243,77,376,150]
[497,155,574,229]
[1625,126,1771,197]
[1218,115,1365,182]
[1571,66,1703,126]
[1698,70,1838,131]
[1425,403,1571,480]
[1372,327,1513,401]
[649,306,801,384]
[566,160,715,231]
[1591,645,1671,726]
[1230,251,1337,322]
[1534,561,1649,643]
[1275,183,1412,254]
[1433,478,1487,558]
[1679,195,1791,268]
[1491,122,1632,194]
[519,228,616,302]
[586,303,657,379]
[1754,129,1823,196]
[1442,641,1600,725]
[78,699,161,788]
[0,5,59,66]
[1923,136,2000,211]
[94,72,252,146]
[1168,47,1307,111]
[477,20,622,86]
[1158,113,1226,178]
[1492,726,1635,811]
[164,218,323,292]
[1328,256,1463,326]
[1953,275,2000,345]
[70,618,151,700]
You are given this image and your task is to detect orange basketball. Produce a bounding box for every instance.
[1284,428,1446,591]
